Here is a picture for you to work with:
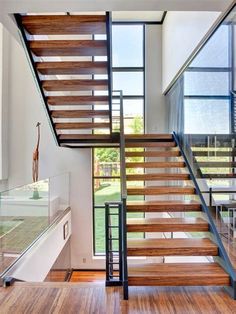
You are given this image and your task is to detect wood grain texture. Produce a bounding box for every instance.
[125,134,173,140]
[125,150,181,157]
[59,134,111,140]
[125,142,176,148]
[22,15,106,35]
[30,40,107,56]
[51,110,109,118]
[127,186,195,195]
[126,217,209,232]
[42,79,108,91]
[126,173,190,181]
[128,263,230,286]
[126,200,202,212]
[36,61,108,75]
[0,284,236,313]
[47,95,108,106]
[55,122,110,130]
[125,161,185,168]
[127,238,218,256]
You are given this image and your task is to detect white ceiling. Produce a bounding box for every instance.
[112,11,165,22]
[0,0,233,41]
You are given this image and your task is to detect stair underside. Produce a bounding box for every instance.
[22,15,107,35]
[127,238,218,256]
[36,61,108,75]
[128,263,230,286]
[126,217,209,232]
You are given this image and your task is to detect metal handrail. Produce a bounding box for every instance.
[105,90,128,299]
[173,131,236,298]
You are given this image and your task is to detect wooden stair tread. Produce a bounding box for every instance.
[125,134,173,140]
[198,162,236,167]
[126,161,185,168]
[127,217,208,232]
[30,40,107,56]
[125,150,181,157]
[47,96,108,106]
[125,142,176,148]
[59,134,111,140]
[36,61,108,75]
[127,238,218,256]
[55,122,110,130]
[51,110,110,118]
[128,263,230,286]
[126,173,190,181]
[127,186,195,195]
[42,79,108,91]
[126,200,201,212]
[22,15,106,35]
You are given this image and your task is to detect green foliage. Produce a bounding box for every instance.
[130,116,144,134]
[95,148,119,163]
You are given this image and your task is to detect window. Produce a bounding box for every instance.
[184,24,231,134]
[93,24,145,255]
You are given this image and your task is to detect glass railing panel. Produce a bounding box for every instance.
[0,173,70,276]
[48,173,70,223]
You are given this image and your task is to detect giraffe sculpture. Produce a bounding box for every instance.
[32,122,41,183]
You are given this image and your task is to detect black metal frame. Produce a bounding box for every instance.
[105,202,123,286]
[14,14,60,146]
[92,23,145,256]
[106,12,113,135]
[173,131,236,299]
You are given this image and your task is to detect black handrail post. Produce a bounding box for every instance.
[173,131,236,299]
[106,12,113,136]
[122,197,128,300]
[105,202,110,285]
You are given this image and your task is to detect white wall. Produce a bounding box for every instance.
[145,25,167,133]
[9,210,72,282]
[162,11,221,92]
[0,23,9,181]
[4,27,99,269]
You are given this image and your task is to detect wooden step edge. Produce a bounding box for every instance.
[55,122,110,130]
[126,174,190,181]
[126,218,209,232]
[127,186,196,195]
[126,201,202,212]
[128,263,230,286]
[125,162,186,168]
[125,151,181,157]
[127,238,218,257]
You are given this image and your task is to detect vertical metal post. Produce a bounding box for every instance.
[105,203,110,285]
[106,12,113,135]
[118,203,123,282]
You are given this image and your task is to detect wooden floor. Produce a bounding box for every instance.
[0,283,235,313]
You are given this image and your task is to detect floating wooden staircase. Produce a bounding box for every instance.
[15,13,114,147]
[124,134,231,288]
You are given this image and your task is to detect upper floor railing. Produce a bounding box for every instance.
[0,173,70,282]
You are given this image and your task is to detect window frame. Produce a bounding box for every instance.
[92,23,145,255]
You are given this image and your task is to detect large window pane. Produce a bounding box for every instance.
[123,99,144,134]
[112,25,143,67]
[94,179,120,206]
[184,71,230,96]
[113,72,143,95]
[94,148,120,177]
[184,99,230,134]
[190,25,229,68]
